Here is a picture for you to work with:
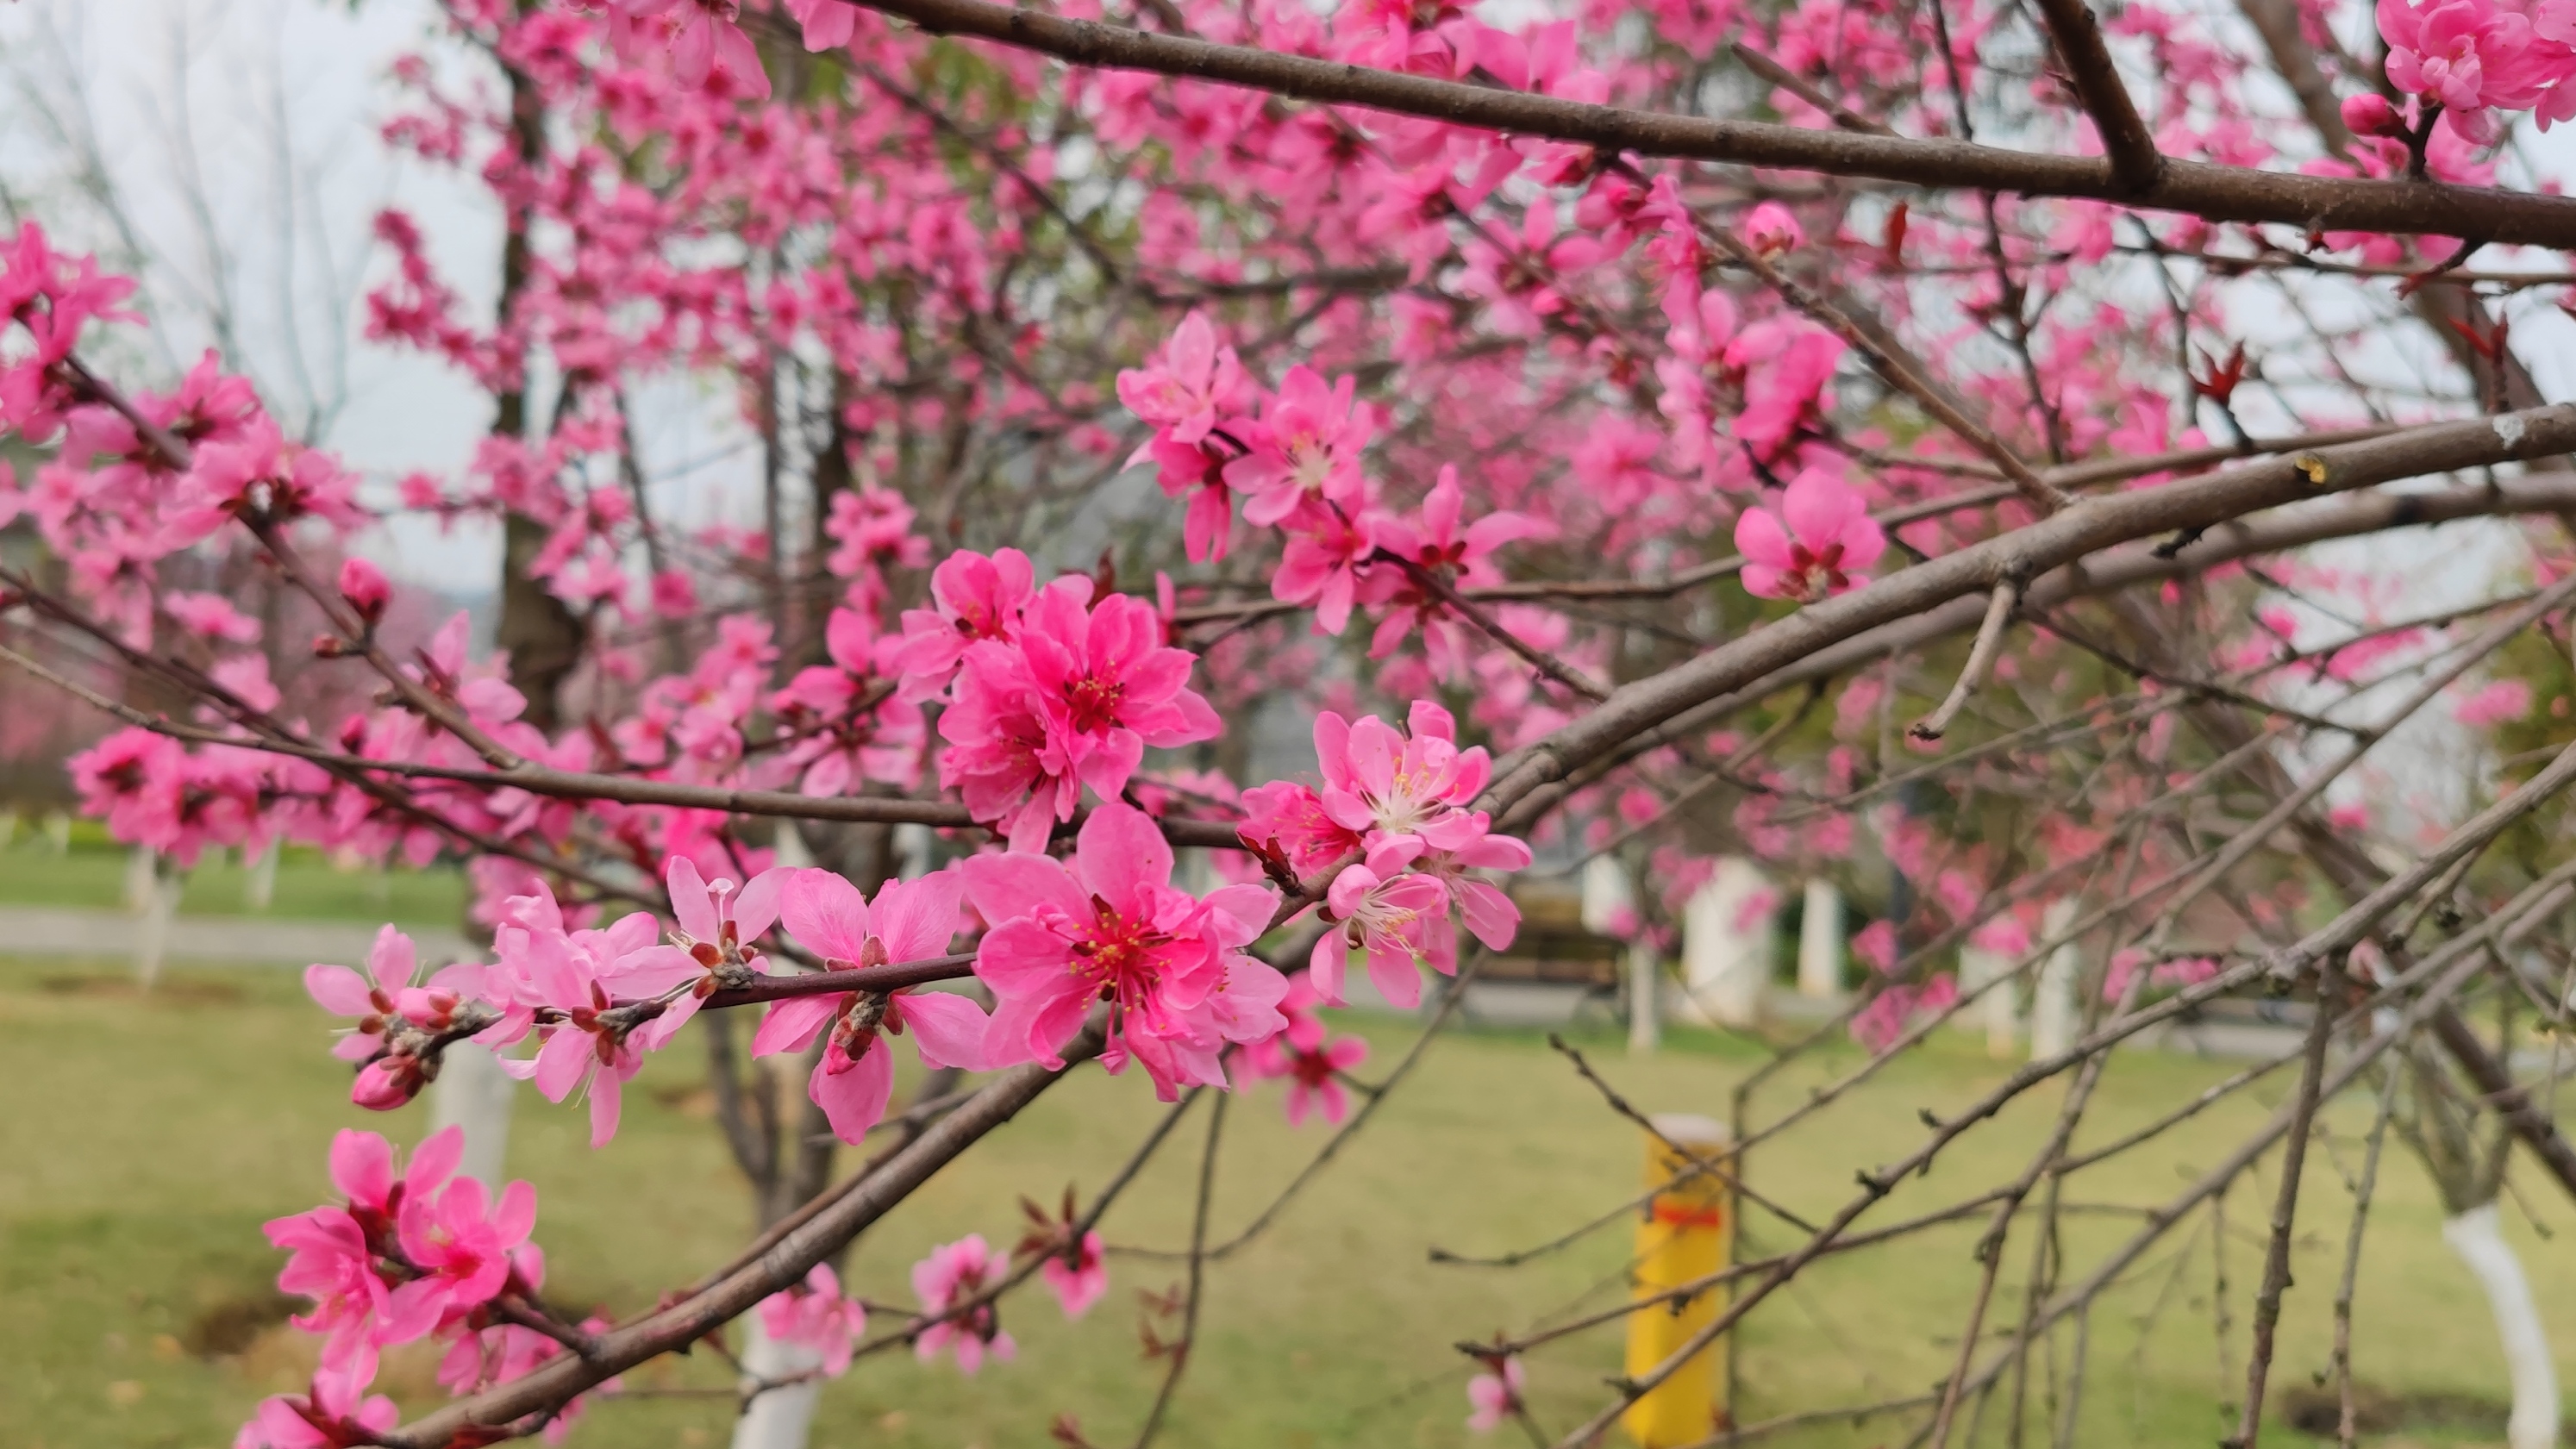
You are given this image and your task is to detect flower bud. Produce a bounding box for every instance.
[1743,201,1804,259]
[338,557,391,626]
[2341,93,2402,139]
[351,1055,422,1111]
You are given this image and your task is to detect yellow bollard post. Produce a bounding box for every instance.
[1623,1113,1733,1447]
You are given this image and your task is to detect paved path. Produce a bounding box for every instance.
[0,906,472,966]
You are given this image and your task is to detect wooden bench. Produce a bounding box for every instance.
[1476,887,1625,991]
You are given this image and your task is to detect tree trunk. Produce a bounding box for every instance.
[2440,1202,2559,1449]
[731,1315,824,1449]
[497,511,584,733]
[488,42,584,733]
[429,1041,518,1189]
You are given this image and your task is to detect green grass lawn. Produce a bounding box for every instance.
[2,958,2566,1449]
[0,825,466,925]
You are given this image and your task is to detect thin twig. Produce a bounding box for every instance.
[1131,1091,1225,1449]
[2332,1060,2404,1449]
[1546,1034,1819,1233]
[2228,958,2344,1449]
[1910,579,2022,741]
[831,1090,1208,1366]
[1730,44,1892,135]
[1122,954,1490,1263]
[1389,553,1609,702]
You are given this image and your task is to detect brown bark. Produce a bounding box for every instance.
[2029,0,2161,193]
[488,42,585,734]
[1483,406,2576,819]
[850,0,2576,248]
[2237,0,2355,153]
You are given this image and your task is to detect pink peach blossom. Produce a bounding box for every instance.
[1742,200,1804,256]
[2379,0,2550,117]
[965,803,1285,1095]
[1040,1230,1110,1319]
[911,1234,1016,1373]
[338,558,390,624]
[1315,702,1497,856]
[260,1128,464,1389]
[1311,841,1452,1008]
[785,0,862,49]
[759,868,989,1142]
[396,1170,540,1315]
[304,927,490,1109]
[1736,469,1886,602]
[1271,502,1384,635]
[611,0,772,99]
[894,547,1042,699]
[757,1264,867,1377]
[1118,312,1245,448]
[1466,1355,1526,1433]
[1224,366,1370,525]
[941,584,1219,851]
[2455,678,2532,727]
[234,1373,398,1449]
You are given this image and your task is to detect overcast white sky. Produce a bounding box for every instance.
[0,0,771,595]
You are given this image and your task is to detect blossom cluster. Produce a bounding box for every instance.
[1119,315,1552,653]
[1241,975,1372,1126]
[251,691,1511,1433]
[298,795,1481,1147]
[1735,469,1889,603]
[1,225,354,649]
[237,1127,589,1448]
[1241,703,1530,1009]
[247,1144,1116,1446]
[968,803,1290,1096]
[904,549,1224,851]
[2369,0,2576,142]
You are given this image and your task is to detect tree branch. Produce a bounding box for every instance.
[1909,579,2020,740]
[850,0,2576,248]
[2226,957,2342,1449]
[384,1028,1108,1446]
[2029,0,2163,193]
[1483,406,2576,823]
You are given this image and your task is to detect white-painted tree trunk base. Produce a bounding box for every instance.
[430,1041,517,1189]
[133,855,178,990]
[1575,858,1661,1054]
[1959,946,2017,1059]
[1679,859,1777,1027]
[1797,878,1844,999]
[123,846,157,914]
[1579,856,1633,934]
[244,841,279,911]
[771,825,816,871]
[2442,1202,2559,1449]
[1628,942,1661,1056]
[732,1313,824,1449]
[2029,900,2079,1062]
[895,821,934,878]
